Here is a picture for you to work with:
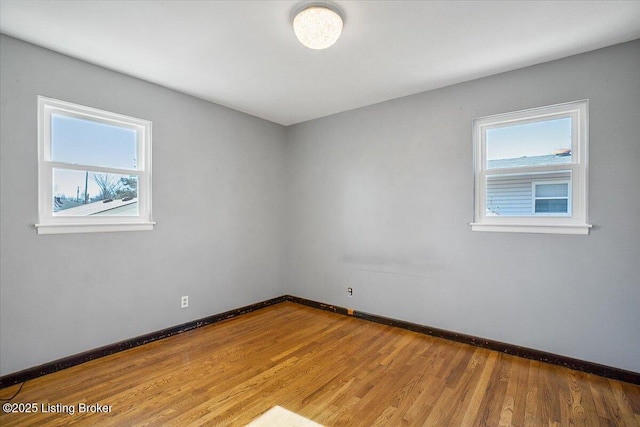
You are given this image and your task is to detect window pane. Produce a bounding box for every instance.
[535,183,568,198]
[486,171,570,216]
[51,113,138,170]
[535,199,568,213]
[53,169,138,216]
[486,117,572,169]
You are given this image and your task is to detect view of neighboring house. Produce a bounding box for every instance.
[486,152,572,216]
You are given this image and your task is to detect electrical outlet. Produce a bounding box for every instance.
[347,287,353,297]
[181,295,189,308]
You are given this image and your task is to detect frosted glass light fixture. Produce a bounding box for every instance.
[293,4,343,50]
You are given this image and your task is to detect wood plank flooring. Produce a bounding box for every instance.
[1,302,639,426]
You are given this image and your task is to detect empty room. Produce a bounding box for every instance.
[1,1,639,425]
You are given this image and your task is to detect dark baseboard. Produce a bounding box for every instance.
[2,294,638,390]
[0,296,286,389]
[285,294,350,315]
[284,295,640,385]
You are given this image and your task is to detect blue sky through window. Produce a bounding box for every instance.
[486,117,571,161]
[51,114,138,199]
[51,114,137,169]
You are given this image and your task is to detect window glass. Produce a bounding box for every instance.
[486,117,572,169]
[52,169,138,216]
[535,183,568,198]
[51,113,138,170]
[485,172,570,217]
[535,199,568,213]
[534,182,569,214]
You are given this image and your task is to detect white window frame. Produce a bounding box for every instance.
[532,180,571,216]
[36,96,155,234]
[471,100,591,235]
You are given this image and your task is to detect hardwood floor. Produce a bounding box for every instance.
[1,302,639,426]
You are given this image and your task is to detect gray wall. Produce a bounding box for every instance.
[0,35,287,375]
[285,40,640,373]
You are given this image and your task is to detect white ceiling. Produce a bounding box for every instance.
[1,1,639,126]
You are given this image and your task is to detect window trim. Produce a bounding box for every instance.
[470,100,592,235]
[35,96,155,234]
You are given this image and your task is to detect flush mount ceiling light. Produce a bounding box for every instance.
[293,3,344,50]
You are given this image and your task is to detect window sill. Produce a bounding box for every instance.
[35,222,156,235]
[470,222,592,235]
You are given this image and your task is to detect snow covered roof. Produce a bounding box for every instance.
[54,198,138,216]
[488,153,572,169]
